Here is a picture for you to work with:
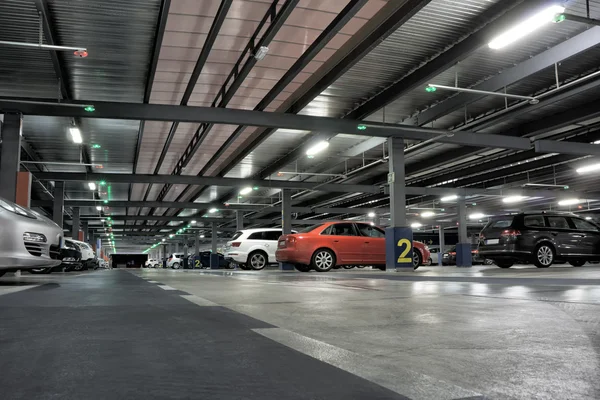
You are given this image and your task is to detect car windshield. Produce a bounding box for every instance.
[297,224,324,233]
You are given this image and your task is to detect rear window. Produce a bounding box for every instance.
[489,219,513,228]
[248,232,263,240]
[230,231,243,240]
[298,224,324,233]
[263,231,282,241]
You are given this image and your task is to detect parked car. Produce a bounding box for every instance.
[167,253,185,269]
[144,258,159,268]
[441,244,493,265]
[275,222,430,272]
[59,239,83,272]
[478,212,600,268]
[225,228,293,270]
[189,251,230,269]
[96,259,110,269]
[0,197,62,277]
[71,239,96,270]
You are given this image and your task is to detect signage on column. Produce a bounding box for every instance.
[385,227,414,270]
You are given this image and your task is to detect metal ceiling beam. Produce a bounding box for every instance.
[31,172,383,194]
[535,140,600,156]
[30,200,272,211]
[0,99,536,150]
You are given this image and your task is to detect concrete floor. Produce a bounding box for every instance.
[1,265,599,399]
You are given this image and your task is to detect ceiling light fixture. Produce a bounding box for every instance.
[421,211,436,218]
[558,198,582,206]
[191,220,197,224]
[96,206,102,211]
[209,208,218,213]
[239,187,253,196]
[411,222,423,229]
[503,195,526,204]
[488,5,565,50]
[440,195,458,202]
[200,234,205,238]
[577,163,600,174]
[469,213,485,220]
[254,46,269,60]
[585,217,593,220]
[367,212,376,218]
[88,182,96,190]
[306,140,330,157]
[69,127,83,144]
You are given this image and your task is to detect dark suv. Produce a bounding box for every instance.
[478,212,600,268]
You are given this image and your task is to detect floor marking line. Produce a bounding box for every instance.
[252,327,482,400]
[180,294,218,306]
[0,285,40,296]
[147,280,159,283]
[157,284,177,291]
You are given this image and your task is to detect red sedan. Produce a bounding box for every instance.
[276,221,430,272]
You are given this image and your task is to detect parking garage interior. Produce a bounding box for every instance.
[1,0,600,399]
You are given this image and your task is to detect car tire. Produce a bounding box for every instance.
[172,262,180,269]
[295,264,311,272]
[534,243,555,268]
[357,265,366,268]
[29,268,52,274]
[569,260,586,267]
[311,249,336,272]
[248,251,268,271]
[73,263,84,271]
[495,261,514,268]
[412,249,422,270]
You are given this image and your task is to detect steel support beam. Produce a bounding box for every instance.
[535,140,600,156]
[30,199,269,210]
[236,211,244,231]
[0,113,22,202]
[52,181,65,227]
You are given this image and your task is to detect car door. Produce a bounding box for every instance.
[569,217,600,256]
[263,230,282,261]
[544,216,578,256]
[323,223,365,264]
[355,223,385,264]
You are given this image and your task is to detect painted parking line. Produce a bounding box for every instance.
[180,294,218,307]
[253,327,481,400]
[0,285,39,296]
[157,284,177,291]
[147,280,159,283]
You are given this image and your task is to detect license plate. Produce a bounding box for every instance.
[486,239,499,245]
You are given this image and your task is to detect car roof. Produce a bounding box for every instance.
[237,228,283,232]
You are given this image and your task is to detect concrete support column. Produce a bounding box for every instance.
[183,243,189,269]
[71,207,80,240]
[53,181,65,228]
[279,189,294,271]
[82,221,89,243]
[175,242,179,253]
[385,138,411,271]
[236,210,244,231]
[456,197,472,267]
[438,225,445,266]
[0,113,22,202]
[195,231,200,257]
[210,222,219,269]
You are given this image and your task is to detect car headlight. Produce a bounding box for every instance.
[0,198,37,219]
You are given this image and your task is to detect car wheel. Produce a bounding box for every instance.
[495,261,514,268]
[295,264,311,272]
[73,263,84,271]
[172,262,180,269]
[484,258,494,265]
[311,249,335,272]
[343,265,355,269]
[569,260,586,267]
[412,249,422,270]
[534,244,555,268]
[248,251,268,271]
[29,268,52,274]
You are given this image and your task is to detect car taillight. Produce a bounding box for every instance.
[501,229,521,237]
[288,237,296,243]
[231,242,241,248]
[449,252,456,256]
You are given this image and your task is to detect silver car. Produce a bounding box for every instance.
[0,197,62,276]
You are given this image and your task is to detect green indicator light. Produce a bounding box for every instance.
[103,200,108,204]
[107,217,112,221]
[357,124,367,131]
[553,13,566,23]
[99,180,106,186]
[84,105,95,112]
[563,185,569,189]
[253,186,259,190]
[91,143,101,149]
[425,86,437,93]
[307,155,314,159]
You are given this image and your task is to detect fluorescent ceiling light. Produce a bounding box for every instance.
[420,211,436,218]
[488,5,565,50]
[69,127,83,143]
[586,217,593,220]
[558,198,582,206]
[469,213,485,220]
[88,182,96,190]
[100,219,105,222]
[503,195,526,204]
[577,163,600,174]
[191,220,197,224]
[200,234,205,238]
[162,238,165,242]
[169,234,174,238]
[593,140,600,144]
[239,187,253,196]
[440,195,458,202]
[95,206,102,211]
[411,222,422,228]
[367,212,376,218]
[209,208,218,213]
[306,140,329,157]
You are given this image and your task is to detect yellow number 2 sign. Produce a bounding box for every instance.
[397,238,412,263]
